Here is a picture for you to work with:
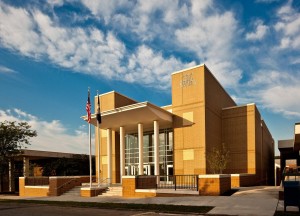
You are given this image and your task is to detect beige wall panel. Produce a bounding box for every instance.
[194,149,205,170]
[246,105,256,175]
[254,108,262,179]
[183,126,194,149]
[175,150,183,168]
[172,66,204,108]
[102,156,108,164]
[183,112,194,126]
[205,108,222,155]
[173,105,205,149]
[222,103,274,183]
[222,106,248,174]
[204,66,236,115]
[204,66,237,173]
[172,73,183,106]
[183,149,194,160]
[183,160,194,174]
[172,66,207,175]
[101,129,107,138]
[102,164,107,177]
[101,137,107,155]
[99,92,115,111]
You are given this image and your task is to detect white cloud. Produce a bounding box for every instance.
[274,0,300,50]
[80,0,132,24]
[0,1,196,89]
[47,0,64,7]
[126,45,196,89]
[259,85,300,118]
[246,20,269,41]
[0,3,44,56]
[0,65,17,74]
[174,1,242,87]
[245,70,300,118]
[247,70,293,87]
[0,2,126,79]
[0,108,91,154]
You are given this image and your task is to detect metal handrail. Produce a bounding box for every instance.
[98,178,111,187]
[56,178,79,190]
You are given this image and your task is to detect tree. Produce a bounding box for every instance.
[0,121,37,191]
[207,143,230,174]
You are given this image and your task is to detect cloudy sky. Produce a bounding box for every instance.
[0,0,299,155]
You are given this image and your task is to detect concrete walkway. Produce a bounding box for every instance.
[0,186,295,215]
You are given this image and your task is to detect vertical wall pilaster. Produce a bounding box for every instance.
[138,123,144,175]
[23,157,29,177]
[107,128,112,183]
[120,126,125,182]
[154,120,160,176]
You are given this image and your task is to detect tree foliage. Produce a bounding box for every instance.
[0,121,37,174]
[207,143,230,174]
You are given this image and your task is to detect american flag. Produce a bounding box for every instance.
[86,89,91,123]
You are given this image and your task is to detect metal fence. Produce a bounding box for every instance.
[136,175,198,191]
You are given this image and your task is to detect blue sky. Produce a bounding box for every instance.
[0,0,300,155]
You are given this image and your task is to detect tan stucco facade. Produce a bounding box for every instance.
[88,64,274,186]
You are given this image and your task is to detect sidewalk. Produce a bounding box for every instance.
[0,186,291,216]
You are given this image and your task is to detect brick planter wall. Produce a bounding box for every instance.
[81,188,106,197]
[19,177,49,197]
[198,174,231,196]
[48,177,81,196]
[231,174,255,188]
[122,176,156,198]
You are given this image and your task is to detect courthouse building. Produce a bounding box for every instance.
[84,64,274,186]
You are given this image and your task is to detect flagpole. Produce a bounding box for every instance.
[86,87,92,189]
[89,122,92,188]
[95,90,102,188]
[97,120,100,187]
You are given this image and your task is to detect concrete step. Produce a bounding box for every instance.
[99,186,122,197]
[61,186,81,196]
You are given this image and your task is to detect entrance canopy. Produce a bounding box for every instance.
[82,102,173,133]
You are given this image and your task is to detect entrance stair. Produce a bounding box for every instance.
[61,186,81,196]
[99,185,122,197]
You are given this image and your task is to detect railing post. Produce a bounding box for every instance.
[175,175,177,191]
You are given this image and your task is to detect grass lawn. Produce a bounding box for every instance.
[0,199,214,214]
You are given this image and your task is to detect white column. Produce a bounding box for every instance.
[23,157,29,177]
[107,128,112,184]
[138,123,144,175]
[120,126,125,182]
[154,120,160,176]
[8,159,14,192]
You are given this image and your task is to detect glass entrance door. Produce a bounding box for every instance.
[143,165,151,175]
[167,164,173,182]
